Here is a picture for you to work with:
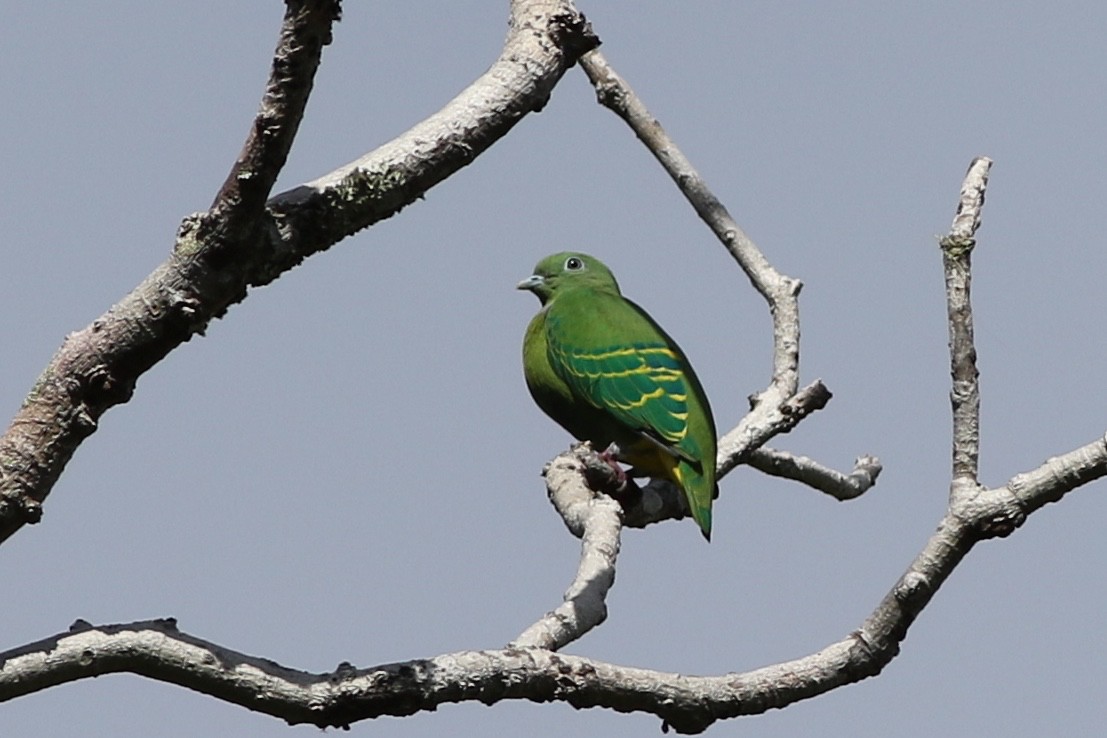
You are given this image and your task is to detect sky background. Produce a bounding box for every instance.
[3,2,1106,736]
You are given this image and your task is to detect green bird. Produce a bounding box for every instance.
[518,252,718,540]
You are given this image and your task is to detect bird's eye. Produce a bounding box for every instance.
[564,256,584,271]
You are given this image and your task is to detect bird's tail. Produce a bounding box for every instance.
[673,460,714,541]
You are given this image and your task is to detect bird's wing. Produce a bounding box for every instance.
[545,294,698,463]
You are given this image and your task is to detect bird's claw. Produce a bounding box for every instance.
[598,443,628,490]
[577,442,629,495]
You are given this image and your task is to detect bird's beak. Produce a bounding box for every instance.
[516,274,544,291]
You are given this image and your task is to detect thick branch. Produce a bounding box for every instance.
[0,618,865,734]
[0,0,598,544]
[262,3,597,278]
[859,430,1107,672]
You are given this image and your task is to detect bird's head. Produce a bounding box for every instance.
[517,252,621,305]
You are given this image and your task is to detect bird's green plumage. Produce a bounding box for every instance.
[519,252,718,540]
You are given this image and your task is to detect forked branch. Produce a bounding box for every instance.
[577,49,877,483]
[0,0,597,545]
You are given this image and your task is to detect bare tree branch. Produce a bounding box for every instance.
[514,440,886,649]
[261,3,598,279]
[0,0,598,545]
[211,0,341,228]
[6,415,1104,733]
[575,48,859,494]
[3,617,856,734]
[745,448,883,501]
[1007,435,1107,515]
[940,156,991,489]
[520,432,883,648]
[577,50,818,467]
[491,157,1104,731]
[511,445,622,649]
[577,51,875,493]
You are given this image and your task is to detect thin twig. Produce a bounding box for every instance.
[577,50,850,479]
[939,157,991,487]
[746,448,883,501]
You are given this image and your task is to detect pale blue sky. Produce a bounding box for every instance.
[3,2,1106,736]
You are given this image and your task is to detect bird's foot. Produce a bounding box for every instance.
[598,443,628,489]
[577,442,629,495]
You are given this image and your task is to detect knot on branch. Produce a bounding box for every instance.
[780,381,832,419]
[660,710,714,735]
[331,661,358,682]
[974,506,1025,538]
[893,571,930,607]
[68,618,94,633]
[0,491,43,525]
[591,75,625,111]
[939,234,975,258]
[79,363,135,412]
[548,11,600,63]
[846,628,896,680]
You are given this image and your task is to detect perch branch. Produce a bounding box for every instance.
[529,49,874,650]
[511,445,623,649]
[524,438,881,648]
[536,447,706,537]
[0,0,598,545]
